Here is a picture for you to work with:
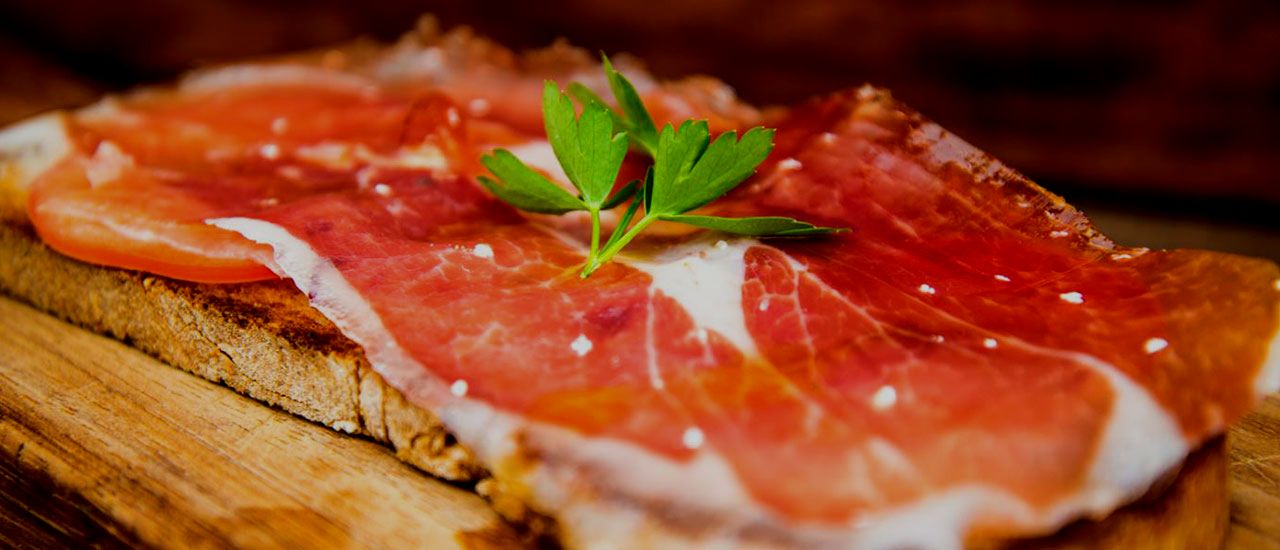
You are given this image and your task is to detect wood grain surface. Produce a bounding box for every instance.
[0,296,520,549]
[1227,394,1280,549]
[1,292,1277,548]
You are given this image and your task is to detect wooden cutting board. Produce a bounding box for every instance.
[0,296,520,548]
[1,294,1277,549]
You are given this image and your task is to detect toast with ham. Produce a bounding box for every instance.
[2,19,1278,549]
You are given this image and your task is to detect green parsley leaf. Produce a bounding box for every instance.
[649,120,708,214]
[658,214,846,236]
[482,55,846,278]
[602,54,660,156]
[566,83,625,130]
[649,123,773,215]
[478,150,586,214]
[542,81,629,208]
[600,180,640,210]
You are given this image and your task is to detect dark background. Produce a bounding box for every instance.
[1,0,1276,259]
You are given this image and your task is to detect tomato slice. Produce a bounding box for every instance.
[25,81,486,284]
[28,158,280,283]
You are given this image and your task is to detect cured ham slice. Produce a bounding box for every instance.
[25,70,484,282]
[22,30,754,284]
[206,88,1280,547]
[9,25,1280,548]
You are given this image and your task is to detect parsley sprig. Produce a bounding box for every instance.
[479,55,844,277]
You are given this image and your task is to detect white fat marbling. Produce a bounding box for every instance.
[295,141,449,172]
[180,64,373,95]
[468,98,491,116]
[0,112,74,192]
[295,142,358,169]
[83,141,135,187]
[1068,351,1189,517]
[624,237,760,355]
[1256,309,1280,395]
[207,217,455,409]
[846,343,1192,549]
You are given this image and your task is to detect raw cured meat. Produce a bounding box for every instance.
[12,27,1280,548]
[208,87,1280,547]
[27,75,486,282]
[21,30,756,284]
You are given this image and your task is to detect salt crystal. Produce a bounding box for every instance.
[1059,291,1084,304]
[570,334,594,357]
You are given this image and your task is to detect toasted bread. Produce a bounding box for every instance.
[0,219,481,481]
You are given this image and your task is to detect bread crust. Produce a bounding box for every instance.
[0,220,483,482]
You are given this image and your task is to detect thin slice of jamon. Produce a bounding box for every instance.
[24,69,489,283]
[23,26,754,284]
[13,28,1279,548]
[359,20,761,135]
[207,94,1280,546]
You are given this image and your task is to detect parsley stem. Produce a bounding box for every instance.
[581,214,657,277]
[588,209,602,263]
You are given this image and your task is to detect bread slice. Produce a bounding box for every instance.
[0,218,481,479]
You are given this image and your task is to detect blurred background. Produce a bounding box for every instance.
[0,0,1276,260]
